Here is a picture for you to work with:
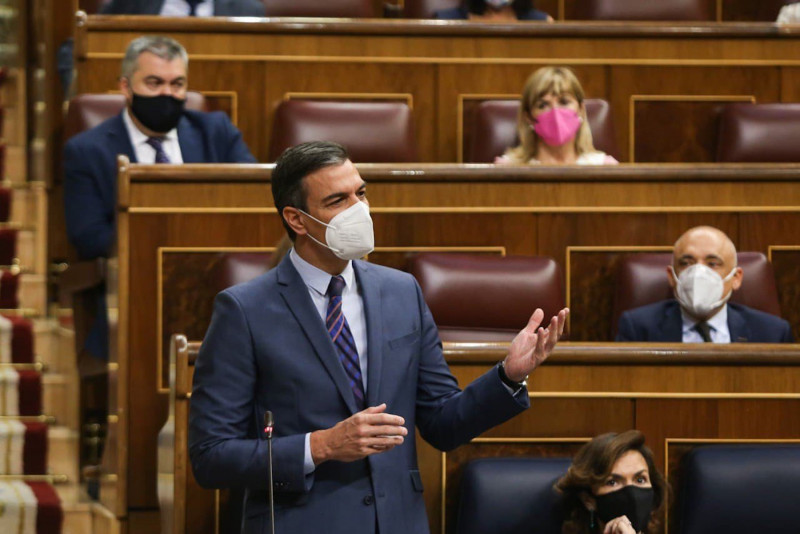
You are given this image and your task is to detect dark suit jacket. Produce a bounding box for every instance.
[188,255,529,534]
[616,299,794,343]
[100,0,266,16]
[434,6,550,20]
[63,109,256,359]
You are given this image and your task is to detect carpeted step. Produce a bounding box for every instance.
[0,367,42,416]
[0,185,9,223]
[0,270,20,309]
[0,314,33,363]
[0,228,16,266]
[0,420,48,475]
[0,481,63,534]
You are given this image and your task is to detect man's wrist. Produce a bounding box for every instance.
[310,429,328,466]
[498,360,528,391]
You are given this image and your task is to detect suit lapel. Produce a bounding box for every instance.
[177,115,205,163]
[656,301,684,342]
[107,114,137,163]
[727,305,750,342]
[276,256,359,414]
[354,261,383,407]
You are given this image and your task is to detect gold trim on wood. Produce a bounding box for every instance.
[0,415,56,423]
[283,92,414,110]
[200,90,239,126]
[565,245,673,330]
[456,94,517,163]
[767,245,800,262]
[628,94,756,162]
[156,247,276,392]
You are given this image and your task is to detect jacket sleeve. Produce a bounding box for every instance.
[412,279,528,451]
[615,311,638,341]
[217,112,257,163]
[63,139,114,259]
[188,290,307,493]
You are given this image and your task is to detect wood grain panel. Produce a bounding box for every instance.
[632,97,754,163]
[780,67,800,102]
[770,248,800,342]
[721,0,788,21]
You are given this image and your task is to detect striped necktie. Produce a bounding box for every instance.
[326,275,366,410]
[146,137,171,163]
[186,0,202,16]
[694,321,713,342]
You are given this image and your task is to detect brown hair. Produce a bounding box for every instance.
[504,66,596,163]
[555,431,668,534]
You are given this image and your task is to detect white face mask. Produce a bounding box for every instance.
[485,0,512,7]
[671,263,737,319]
[299,201,374,261]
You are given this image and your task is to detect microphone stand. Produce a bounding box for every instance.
[264,411,275,534]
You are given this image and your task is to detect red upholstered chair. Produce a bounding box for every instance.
[403,0,460,17]
[717,103,800,162]
[572,0,713,20]
[262,0,376,17]
[465,98,618,162]
[611,252,782,338]
[210,252,272,293]
[269,99,419,162]
[407,253,565,342]
[64,91,207,140]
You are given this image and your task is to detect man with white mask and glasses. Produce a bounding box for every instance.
[189,141,569,534]
[616,226,793,343]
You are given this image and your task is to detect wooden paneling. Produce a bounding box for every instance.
[769,248,800,341]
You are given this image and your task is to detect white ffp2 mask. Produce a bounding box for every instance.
[671,263,737,318]
[300,201,374,261]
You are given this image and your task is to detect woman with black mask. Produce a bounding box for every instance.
[556,431,668,534]
[434,0,553,21]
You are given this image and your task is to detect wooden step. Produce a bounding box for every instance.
[56,484,93,534]
[19,273,46,317]
[48,426,79,484]
[42,372,79,431]
[16,228,36,271]
[4,145,26,183]
[2,100,21,145]
[48,325,76,375]
[8,183,45,230]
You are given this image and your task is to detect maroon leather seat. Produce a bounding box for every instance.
[612,252,782,338]
[262,0,376,17]
[269,100,419,162]
[210,253,272,293]
[717,103,800,163]
[572,0,713,20]
[466,98,618,163]
[64,92,207,140]
[403,0,460,17]
[407,253,565,342]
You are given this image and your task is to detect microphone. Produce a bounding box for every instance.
[264,411,275,534]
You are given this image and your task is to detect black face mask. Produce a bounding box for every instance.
[595,486,654,533]
[130,92,185,134]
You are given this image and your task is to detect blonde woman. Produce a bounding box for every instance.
[496,66,618,165]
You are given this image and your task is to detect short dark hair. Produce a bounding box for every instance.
[271,141,350,241]
[466,0,533,18]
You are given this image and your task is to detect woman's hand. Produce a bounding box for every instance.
[603,515,637,534]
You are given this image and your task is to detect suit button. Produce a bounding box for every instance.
[363,495,374,505]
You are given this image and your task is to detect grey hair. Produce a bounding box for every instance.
[120,36,188,80]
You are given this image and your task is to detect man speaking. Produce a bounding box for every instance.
[188,141,568,533]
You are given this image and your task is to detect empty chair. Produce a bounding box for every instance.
[612,251,782,337]
[210,252,272,294]
[403,0,461,17]
[407,253,564,342]
[717,103,800,162]
[262,0,375,17]
[678,445,800,534]
[456,457,570,534]
[269,99,418,162]
[572,0,713,20]
[466,98,618,163]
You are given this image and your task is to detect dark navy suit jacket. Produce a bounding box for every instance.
[616,299,794,343]
[188,255,529,534]
[63,109,256,359]
[100,0,266,16]
[434,6,550,20]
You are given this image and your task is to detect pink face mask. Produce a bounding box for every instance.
[533,107,582,147]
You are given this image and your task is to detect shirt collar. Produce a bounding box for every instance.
[680,303,728,335]
[289,248,355,297]
[123,107,179,146]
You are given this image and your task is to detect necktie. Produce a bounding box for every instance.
[186,0,202,16]
[694,321,713,342]
[146,137,171,164]
[326,275,366,410]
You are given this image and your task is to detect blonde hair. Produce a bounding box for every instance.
[504,66,596,164]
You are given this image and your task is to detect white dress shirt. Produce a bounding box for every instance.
[680,304,731,343]
[289,248,369,476]
[122,109,183,164]
[160,0,214,17]
[777,3,800,23]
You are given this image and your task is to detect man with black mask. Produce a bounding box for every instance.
[63,35,256,361]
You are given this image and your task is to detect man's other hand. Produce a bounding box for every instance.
[310,404,407,464]
[504,307,569,382]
